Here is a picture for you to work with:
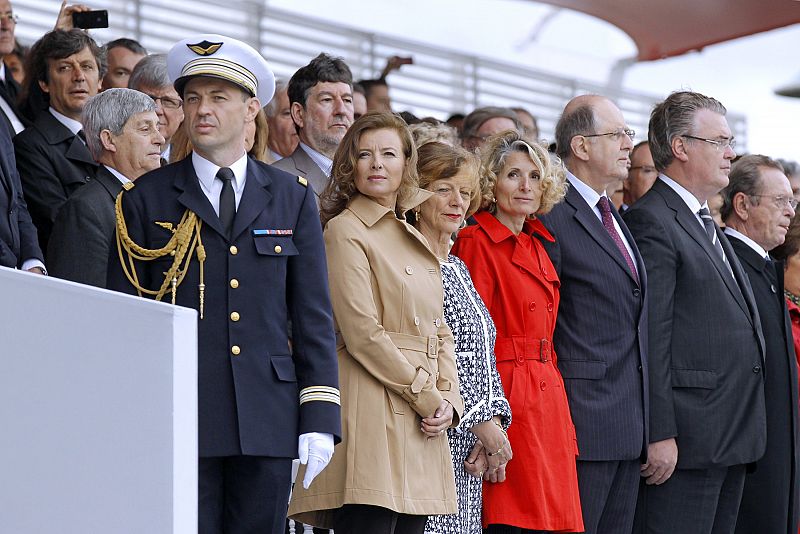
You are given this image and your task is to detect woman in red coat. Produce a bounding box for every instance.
[452,130,583,533]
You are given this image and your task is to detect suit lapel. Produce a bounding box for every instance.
[37,112,97,167]
[231,159,272,240]
[291,147,328,197]
[566,186,638,283]
[174,158,227,238]
[94,166,125,200]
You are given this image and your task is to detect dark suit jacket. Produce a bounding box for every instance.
[539,184,649,461]
[47,166,123,288]
[728,236,800,534]
[14,111,100,255]
[0,121,42,268]
[106,156,341,458]
[271,145,329,208]
[623,178,767,469]
[0,69,31,138]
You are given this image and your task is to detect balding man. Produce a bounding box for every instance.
[624,91,766,534]
[539,94,647,534]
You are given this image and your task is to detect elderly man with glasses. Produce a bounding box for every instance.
[624,91,767,534]
[538,94,649,534]
[128,53,183,165]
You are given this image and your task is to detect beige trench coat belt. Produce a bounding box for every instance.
[495,337,552,363]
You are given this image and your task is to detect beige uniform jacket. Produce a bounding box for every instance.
[289,191,463,528]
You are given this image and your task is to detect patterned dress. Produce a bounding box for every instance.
[425,255,512,534]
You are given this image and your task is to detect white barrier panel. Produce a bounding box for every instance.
[0,267,198,533]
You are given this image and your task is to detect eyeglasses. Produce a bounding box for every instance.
[145,94,182,110]
[630,165,657,173]
[0,12,18,24]
[750,194,798,210]
[583,128,635,141]
[683,135,736,151]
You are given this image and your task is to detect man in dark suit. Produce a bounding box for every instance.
[624,91,767,534]
[0,0,29,137]
[0,107,43,273]
[106,34,340,534]
[272,53,354,207]
[538,94,648,534]
[13,29,104,256]
[48,88,164,287]
[719,154,800,534]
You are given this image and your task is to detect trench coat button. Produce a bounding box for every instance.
[528,302,536,311]
[770,284,777,293]
[540,381,546,390]
[638,364,643,372]
[517,355,524,364]
[274,245,282,254]
[230,278,239,289]
[434,318,442,327]
[547,303,554,312]
[229,245,238,255]
[231,345,241,355]
[414,316,420,326]
[752,365,761,373]
[633,288,641,297]
[230,312,240,322]
[405,266,413,275]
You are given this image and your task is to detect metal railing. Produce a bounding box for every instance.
[13,0,747,148]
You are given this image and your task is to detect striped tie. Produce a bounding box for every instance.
[698,207,731,271]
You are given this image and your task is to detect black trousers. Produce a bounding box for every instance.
[634,464,747,534]
[332,504,427,534]
[576,459,641,534]
[199,455,292,534]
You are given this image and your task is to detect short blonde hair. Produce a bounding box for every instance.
[409,122,458,148]
[481,129,566,216]
[416,142,481,217]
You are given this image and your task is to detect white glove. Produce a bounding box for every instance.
[298,432,334,489]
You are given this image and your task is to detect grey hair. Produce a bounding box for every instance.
[82,88,156,159]
[777,158,799,178]
[264,79,288,117]
[461,106,522,141]
[554,103,596,160]
[648,91,727,172]
[128,53,170,91]
[720,154,784,222]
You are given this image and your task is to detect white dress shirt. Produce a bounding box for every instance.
[299,142,332,177]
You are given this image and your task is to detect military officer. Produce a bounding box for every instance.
[105,34,340,534]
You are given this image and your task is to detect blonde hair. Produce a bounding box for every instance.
[409,122,458,148]
[480,129,566,216]
[320,112,419,227]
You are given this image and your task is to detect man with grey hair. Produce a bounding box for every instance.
[47,88,164,287]
[538,94,647,534]
[777,158,800,202]
[624,91,766,533]
[264,78,298,161]
[460,106,521,152]
[128,53,183,163]
[719,154,800,534]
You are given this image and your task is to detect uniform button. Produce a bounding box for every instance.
[229,245,238,255]
[414,316,420,326]
[547,303,554,312]
[753,365,761,373]
[770,284,777,294]
[230,278,239,289]
[540,381,547,390]
[231,345,241,355]
[434,318,442,327]
[405,266,413,275]
[633,288,641,297]
[274,245,282,254]
[230,312,240,322]
[638,364,643,372]
[528,302,536,311]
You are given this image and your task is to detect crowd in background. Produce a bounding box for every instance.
[2,2,800,534]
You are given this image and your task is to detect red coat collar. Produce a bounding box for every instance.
[473,210,555,244]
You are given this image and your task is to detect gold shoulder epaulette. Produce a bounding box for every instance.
[297,176,308,187]
[122,181,135,191]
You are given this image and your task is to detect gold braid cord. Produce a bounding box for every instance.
[114,189,208,318]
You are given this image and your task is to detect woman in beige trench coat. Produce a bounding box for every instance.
[288,112,464,534]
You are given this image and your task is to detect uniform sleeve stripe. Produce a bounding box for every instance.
[299,386,340,405]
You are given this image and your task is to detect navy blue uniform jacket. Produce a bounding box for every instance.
[106,155,341,458]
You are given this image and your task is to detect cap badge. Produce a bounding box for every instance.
[187,40,223,56]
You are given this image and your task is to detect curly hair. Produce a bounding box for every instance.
[416,142,481,218]
[320,112,420,227]
[480,129,567,216]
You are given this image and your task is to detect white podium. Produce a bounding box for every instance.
[0,267,198,533]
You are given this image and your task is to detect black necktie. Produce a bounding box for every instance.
[217,167,236,239]
[77,129,86,144]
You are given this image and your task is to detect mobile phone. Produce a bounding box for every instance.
[72,10,109,29]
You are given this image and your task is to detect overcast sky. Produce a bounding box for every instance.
[271,0,800,161]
